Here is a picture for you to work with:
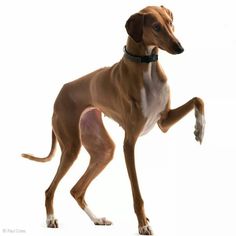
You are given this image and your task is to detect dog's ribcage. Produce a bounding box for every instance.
[140,63,169,135]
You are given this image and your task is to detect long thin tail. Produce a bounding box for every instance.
[21,130,57,163]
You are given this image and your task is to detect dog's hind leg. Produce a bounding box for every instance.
[70,108,115,225]
[45,115,81,228]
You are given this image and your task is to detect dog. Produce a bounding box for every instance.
[22,5,205,235]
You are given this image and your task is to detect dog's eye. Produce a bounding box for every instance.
[153,23,161,32]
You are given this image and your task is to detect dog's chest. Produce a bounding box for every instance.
[140,64,169,136]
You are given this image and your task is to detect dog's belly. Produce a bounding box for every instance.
[140,74,169,136]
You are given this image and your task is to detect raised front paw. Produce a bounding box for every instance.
[139,224,153,235]
[194,108,205,144]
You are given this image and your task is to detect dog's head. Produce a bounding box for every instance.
[125,6,184,54]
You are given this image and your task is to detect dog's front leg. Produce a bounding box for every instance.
[158,97,205,143]
[123,136,153,235]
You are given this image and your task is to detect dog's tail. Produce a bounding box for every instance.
[21,130,57,163]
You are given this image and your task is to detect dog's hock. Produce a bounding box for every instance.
[194,107,205,144]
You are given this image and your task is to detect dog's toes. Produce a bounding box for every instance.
[94,217,112,226]
[47,219,58,228]
[194,125,204,144]
[46,215,58,228]
[139,224,153,235]
[194,109,205,144]
[194,130,200,141]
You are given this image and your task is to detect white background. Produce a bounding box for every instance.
[1,0,236,236]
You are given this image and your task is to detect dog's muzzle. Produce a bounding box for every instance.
[173,41,184,54]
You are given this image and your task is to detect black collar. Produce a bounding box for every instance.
[123,46,158,63]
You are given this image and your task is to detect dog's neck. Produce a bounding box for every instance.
[124,37,167,82]
[125,37,158,59]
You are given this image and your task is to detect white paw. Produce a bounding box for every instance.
[194,108,205,144]
[84,206,112,226]
[46,214,58,228]
[139,224,153,235]
[94,217,112,226]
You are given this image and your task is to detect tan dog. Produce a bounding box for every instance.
[22,5,205,235]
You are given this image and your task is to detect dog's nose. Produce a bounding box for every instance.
[174,41,184,54]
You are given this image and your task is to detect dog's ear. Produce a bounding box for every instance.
[125,13,144,43]
[161,5,173,21]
